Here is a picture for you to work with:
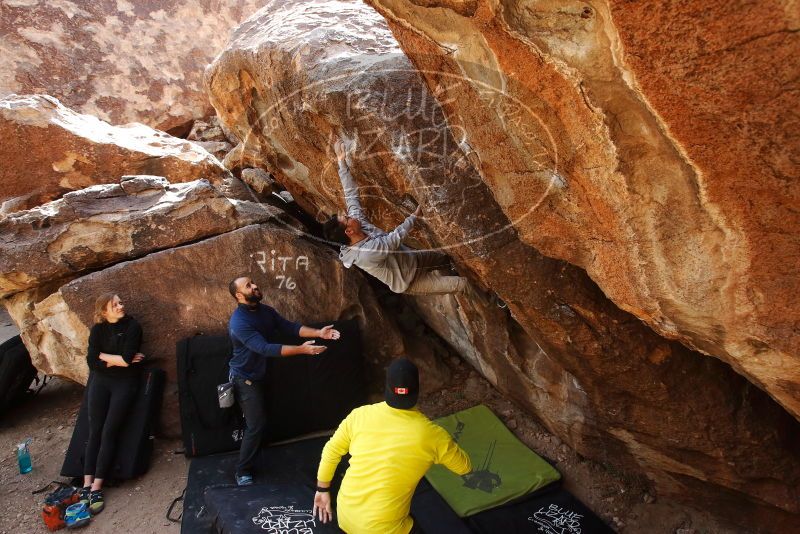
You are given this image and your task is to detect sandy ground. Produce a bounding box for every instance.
[0,308,734,534]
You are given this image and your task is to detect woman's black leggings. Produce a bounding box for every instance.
[84,372,139,479]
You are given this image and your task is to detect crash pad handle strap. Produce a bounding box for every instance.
[32,480,69,495]
[166,488,185,523]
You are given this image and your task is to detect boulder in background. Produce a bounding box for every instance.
[0,95,228,213]
[0,175,285,297]
[0,0,268,132]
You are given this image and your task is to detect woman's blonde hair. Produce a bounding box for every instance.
[93,293,117,324]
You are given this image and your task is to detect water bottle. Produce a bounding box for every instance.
[16,438,32,474]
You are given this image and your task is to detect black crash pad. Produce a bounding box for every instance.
[411,481,613,534]
[0,335,37,419]
[181,436,612,534]
[177,319,365,458]
[61,368,165,480]
[411,478,473,534]
[181,437,348,534]
[205,484,343,534]
[468,487,615,534]
[177,335,245,457]
[181,452,237,534]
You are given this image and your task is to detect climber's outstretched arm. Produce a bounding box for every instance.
[334,139,380,234]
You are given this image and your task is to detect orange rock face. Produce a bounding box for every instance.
[363,0,800,421]
[0,95,227,213]
[206,0,800,527]
[0,0,267,131]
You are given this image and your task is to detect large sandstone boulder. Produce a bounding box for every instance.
[0,0,267,132]
[205,0,800,527]
[0,175,284,297]
[4,223,407,434]
[363,0,800,421]
[0,94,229,213]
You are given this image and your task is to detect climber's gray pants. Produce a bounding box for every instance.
[405,251,467,295]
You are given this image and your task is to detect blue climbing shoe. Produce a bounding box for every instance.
[236,474,254,486]
[64,502,91,529]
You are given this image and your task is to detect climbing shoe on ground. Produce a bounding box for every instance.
[236,474,254,486]
[89,489,105,515]
[64,502,91,529]
[78,486,90,505]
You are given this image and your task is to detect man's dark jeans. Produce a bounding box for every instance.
[233,376,266,477]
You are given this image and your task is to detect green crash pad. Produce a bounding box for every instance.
[425,404,561,517]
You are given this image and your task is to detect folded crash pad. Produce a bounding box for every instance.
[177,319,365,457]
[177,335,246,457]
[425,404,561,517]
[61,368,165,480]
[264,319,365,443]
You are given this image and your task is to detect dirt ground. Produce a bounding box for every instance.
[0,308,736,534]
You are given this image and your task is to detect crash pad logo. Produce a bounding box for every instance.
[529,504,584,534]
[460,439,502,493]
[453,417,502,493]
[252,505,316,533]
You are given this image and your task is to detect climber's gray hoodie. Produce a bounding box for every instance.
[337,161,419,293]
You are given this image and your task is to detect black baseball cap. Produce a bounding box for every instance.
[385,358,419,409]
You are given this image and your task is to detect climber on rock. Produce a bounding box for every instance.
[323,138,468,296]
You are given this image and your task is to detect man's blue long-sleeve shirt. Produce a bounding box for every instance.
[228,303,302,380]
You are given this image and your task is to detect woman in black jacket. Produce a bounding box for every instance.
[80,293,145,515]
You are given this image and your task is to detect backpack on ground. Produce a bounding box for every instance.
[0,335,38,419]
[38,482,79,531]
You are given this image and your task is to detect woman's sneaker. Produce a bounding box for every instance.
[89,489,105,515]
[78,486,91,505]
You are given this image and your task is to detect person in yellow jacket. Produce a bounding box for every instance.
[313,358,472,534]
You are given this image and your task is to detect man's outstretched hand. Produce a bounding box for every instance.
[318,325,341,340]
[302,340,328,355]
[313,491,333,523]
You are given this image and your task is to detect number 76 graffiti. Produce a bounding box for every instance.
[252,250,310,291]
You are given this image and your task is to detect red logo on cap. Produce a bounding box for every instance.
[394,387,408,395]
